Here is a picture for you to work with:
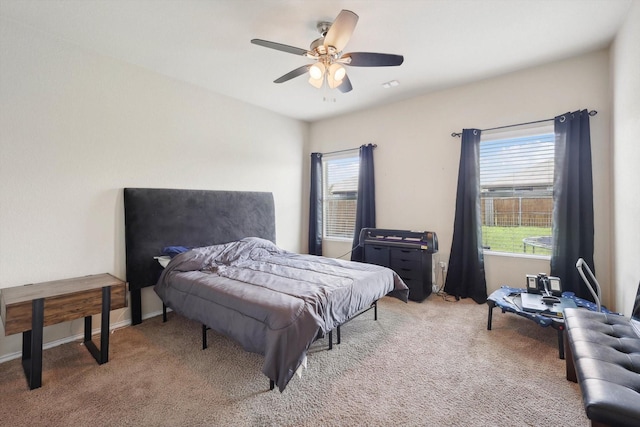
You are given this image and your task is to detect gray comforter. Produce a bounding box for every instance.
[154,237,408,391]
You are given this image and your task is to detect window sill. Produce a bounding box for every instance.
[483,250,550,261]
[322,237,353,243]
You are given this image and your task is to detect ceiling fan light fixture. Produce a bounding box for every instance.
[329,63,346,81]
[327,74,342,89]
[326,66,344,89]
[308,75,324,89]
[309,63,325,80]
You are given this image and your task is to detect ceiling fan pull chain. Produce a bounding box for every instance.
[322,77,335,103]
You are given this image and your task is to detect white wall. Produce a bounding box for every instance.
[0,20,308,358]
[611,1,640,317]
[310,50,612,302]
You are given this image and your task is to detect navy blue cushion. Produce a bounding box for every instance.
[162,246,190,258]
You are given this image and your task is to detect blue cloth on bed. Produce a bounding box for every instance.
[162,246,190,257]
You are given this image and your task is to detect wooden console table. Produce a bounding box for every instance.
[0,273,126,389]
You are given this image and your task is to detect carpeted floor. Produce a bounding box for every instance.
[0,295,588,426]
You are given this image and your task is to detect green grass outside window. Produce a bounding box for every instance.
[482,225,552,256]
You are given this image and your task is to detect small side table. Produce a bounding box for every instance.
[0,273,126,389]
[487,286,576,359]
[486,286,618,360]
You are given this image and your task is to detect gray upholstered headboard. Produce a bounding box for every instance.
[123,188,275,324]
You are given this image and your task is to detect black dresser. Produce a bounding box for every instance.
[360,228,438,302]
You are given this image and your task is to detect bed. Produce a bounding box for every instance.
[123,188,408,391]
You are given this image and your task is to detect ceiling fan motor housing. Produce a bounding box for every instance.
[316,21,332,37]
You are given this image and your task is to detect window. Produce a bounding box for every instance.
[479,125,554,255]
[323,154,359,239]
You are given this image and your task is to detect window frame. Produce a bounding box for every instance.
[321,152,360,241]
[479,123,555,258]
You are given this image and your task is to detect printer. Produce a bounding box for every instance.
[358,228,438,253]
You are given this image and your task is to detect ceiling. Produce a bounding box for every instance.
[0,0,632,122]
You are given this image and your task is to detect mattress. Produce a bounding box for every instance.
[154,237,408,391]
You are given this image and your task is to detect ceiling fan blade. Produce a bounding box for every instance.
[274,65,311,83]
[337,75,353,93]
[251,39,309,56]
[324,10,358,52]
[342,52,404,67]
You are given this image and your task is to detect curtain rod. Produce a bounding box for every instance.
[320,143,377,156]
[450,110,598,138]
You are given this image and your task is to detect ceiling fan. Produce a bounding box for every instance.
[250,9,404,93]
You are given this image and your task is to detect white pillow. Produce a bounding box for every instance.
[153,256,171,268]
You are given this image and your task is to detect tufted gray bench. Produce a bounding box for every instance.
[564,281,640,427]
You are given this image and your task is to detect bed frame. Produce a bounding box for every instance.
[123,188,276,325]
[123,187,381,390]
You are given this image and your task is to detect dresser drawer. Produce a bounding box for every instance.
[364,245,389,266]
[390,259,422,279]
[390,247,422,262]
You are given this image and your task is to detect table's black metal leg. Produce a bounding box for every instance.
[374,301,378,320]
[557,326,565,360]
[487,300,495,330]
[22,298,44,390]
[22,330,32,363]
[269,379,275,391]
[202,325,208,350]
[337,325,341,345]
[328,330,333,350]
[84,315,92,341]
[99,286,110,363]
[84,286,110,364]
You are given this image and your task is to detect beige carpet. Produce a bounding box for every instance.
[0,295,588,426]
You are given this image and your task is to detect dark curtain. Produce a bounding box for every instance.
[351,144,376,262]
[551,110,595,301]
[308,153,323,256]
[444,129,487,303]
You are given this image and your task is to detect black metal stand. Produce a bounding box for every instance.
[202,324,209,350]
[21,298,44,390]
[487,300,495,330]
[83,286,111,365]
[553,324,565,360]
[21,286,111,390]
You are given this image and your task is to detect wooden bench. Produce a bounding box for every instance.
[1,274,126,389]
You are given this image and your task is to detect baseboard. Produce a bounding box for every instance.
[0,309,164,364]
